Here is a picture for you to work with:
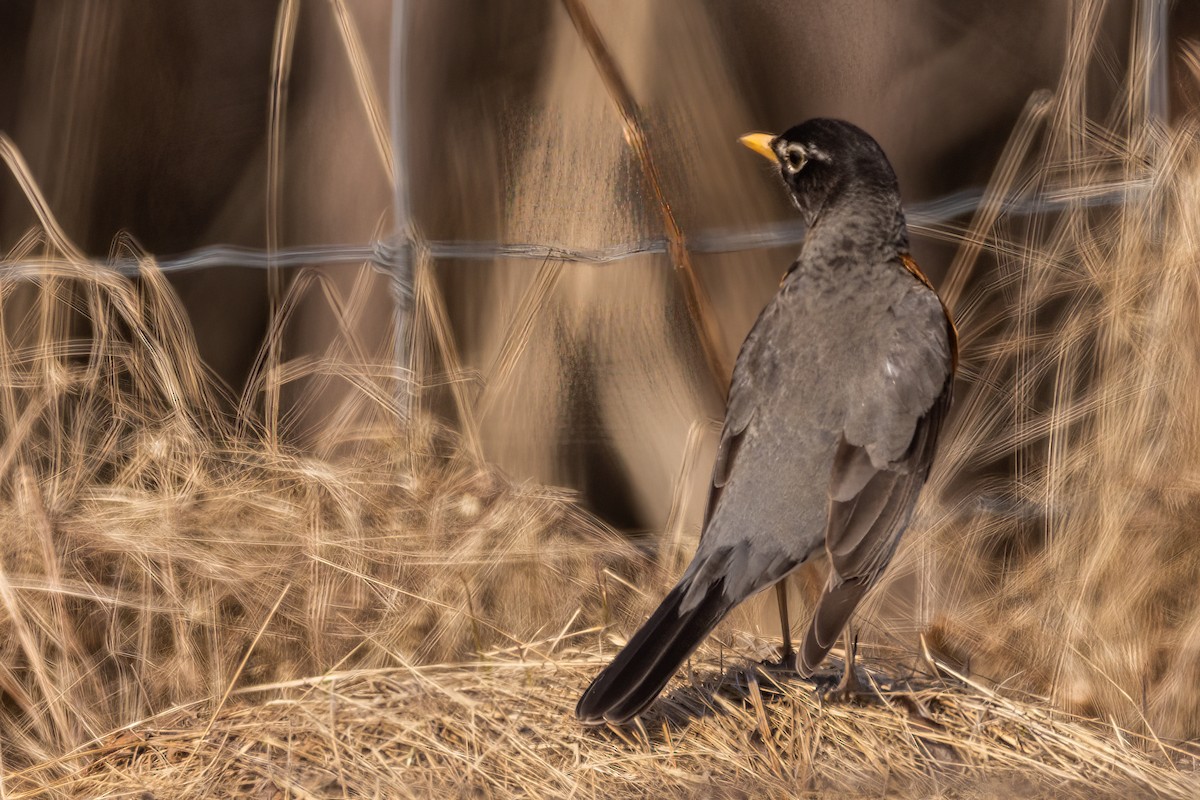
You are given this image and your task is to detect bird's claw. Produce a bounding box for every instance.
[759,648,797,674]
[808,659,873,704]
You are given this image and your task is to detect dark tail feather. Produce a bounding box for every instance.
[576,579,729,725]
[798,579,869,677]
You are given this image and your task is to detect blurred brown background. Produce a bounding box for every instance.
[10,8,1200,787]
[1,0,1198,613]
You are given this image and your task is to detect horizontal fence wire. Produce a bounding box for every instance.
[0,181,1145,285]
[0,0,1166,313]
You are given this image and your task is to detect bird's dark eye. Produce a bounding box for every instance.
[782,144,807,173]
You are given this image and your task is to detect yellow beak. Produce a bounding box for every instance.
[738,132,778,163]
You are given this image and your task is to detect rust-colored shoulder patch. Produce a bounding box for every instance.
[900,254,959,372]
[899,253,934,290]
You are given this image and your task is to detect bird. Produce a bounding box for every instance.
[575,118,957,726]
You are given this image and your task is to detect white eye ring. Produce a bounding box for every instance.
[781,144,808,174]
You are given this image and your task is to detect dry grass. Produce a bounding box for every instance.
[4,2,1200,798]
[0,226,646,786]
[911,25,1200,742]
[7,645,1199,799]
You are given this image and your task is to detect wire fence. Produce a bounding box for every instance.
[0,0,1174,522]
[0,182,1148,280]
[0,0,1169,348]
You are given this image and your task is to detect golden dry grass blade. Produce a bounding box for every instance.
[328,0,396,185]
[474,257,564,423]
[660,416,719,572]
[939,91,1052,310]
[412,248,483,460]
[14,649,1196,799]
[0,135,86,264]
[265,0,301,445]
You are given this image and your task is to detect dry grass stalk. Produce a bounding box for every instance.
[0,238,646,783]
[329,0,396,185]
[910,17,1200,743]
[265,0,302,443]
[9,645,1197,799]
[560,0,729,394]
[5,3,1200,797]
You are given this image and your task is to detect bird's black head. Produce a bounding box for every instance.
[739,119,901,228]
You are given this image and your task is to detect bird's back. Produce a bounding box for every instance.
[693,257,921,592]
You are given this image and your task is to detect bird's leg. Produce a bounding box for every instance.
[835,627,862,698]
[775,580,795,668]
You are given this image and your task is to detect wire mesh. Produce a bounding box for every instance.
[0,0,1164,386]
[0,183,1144,279]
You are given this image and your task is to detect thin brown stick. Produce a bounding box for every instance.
[560,0,729,394]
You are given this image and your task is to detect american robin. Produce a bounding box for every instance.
[576,119,957,725]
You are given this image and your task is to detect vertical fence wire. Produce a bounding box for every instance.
[390,0,415,418]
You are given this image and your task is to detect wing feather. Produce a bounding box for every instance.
[801,263,956,676]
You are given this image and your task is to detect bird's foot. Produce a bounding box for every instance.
[807,669,868,703]
[827,659,869,703]
[813,636,873,704]
[758,645,797,674]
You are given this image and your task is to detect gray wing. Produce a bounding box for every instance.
[800,282,956,674]
[682,299,795,611]
[701,298,777,529]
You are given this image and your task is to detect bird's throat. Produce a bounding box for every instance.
[798,203,908,276]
